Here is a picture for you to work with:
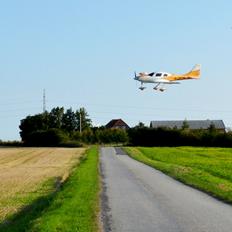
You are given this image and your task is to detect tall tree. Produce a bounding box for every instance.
[49,107,64,129]
[76,107,92,132]
[62,108,78,132]
[182,120,189,130]
[19,106,92,145]
[19,113,49,142]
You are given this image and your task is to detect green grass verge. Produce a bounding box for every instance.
[124,147,232,204]
[0,146,100,232]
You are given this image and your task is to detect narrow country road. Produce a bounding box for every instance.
[100,147,232,232]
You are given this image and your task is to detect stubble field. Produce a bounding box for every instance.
[0,147,85,223]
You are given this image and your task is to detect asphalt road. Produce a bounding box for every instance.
[100,147,232,232]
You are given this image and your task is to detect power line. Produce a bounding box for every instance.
[48,99,232,114]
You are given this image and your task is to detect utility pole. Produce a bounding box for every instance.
[79,112,82,133]
[43,89,46,113]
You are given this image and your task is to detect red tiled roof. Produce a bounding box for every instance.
[105,119,130,129]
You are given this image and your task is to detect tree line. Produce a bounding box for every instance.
[18,107,232,147]
[128,126,232,147]
[19,107,128,146]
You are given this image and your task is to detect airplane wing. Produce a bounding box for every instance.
[165,81,180,84]
[154,79,180,84]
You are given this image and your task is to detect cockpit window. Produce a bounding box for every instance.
[163,74,168,77]
[155,73,162,77]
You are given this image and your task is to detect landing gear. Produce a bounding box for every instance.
[153,84,166,92]
[139,82,146,90]
[153,84,160,91]
[153,86,159,91]
[139,86,146,90]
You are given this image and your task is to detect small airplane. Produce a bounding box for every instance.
[134,64,201,91]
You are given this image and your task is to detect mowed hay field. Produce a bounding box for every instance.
[124,147,232,203]
[0,147,85,223]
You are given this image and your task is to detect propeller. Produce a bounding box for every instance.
[134,71,137,80]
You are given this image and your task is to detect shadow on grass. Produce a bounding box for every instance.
[0,153,88,232]
[0,190,57,232]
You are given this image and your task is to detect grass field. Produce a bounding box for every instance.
[124,147,232,203]
[29,146,100,232]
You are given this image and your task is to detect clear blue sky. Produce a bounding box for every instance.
[0,0,232,140]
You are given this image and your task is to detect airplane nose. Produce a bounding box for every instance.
[134,71,138,80]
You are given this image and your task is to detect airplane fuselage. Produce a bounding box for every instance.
[136,76,170,83]
[133,64,201,91]
[135,72,171,84]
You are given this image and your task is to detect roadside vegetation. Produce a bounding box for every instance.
[0,146,100,232]
[19,107,232,147]
[19,106,128,146]
[124,147,232,203]
[128,126,232,147]
[18,106,232,147]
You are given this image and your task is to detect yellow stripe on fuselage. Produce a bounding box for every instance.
[166,69,200,81]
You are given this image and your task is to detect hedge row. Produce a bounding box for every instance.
[128,127,232,147]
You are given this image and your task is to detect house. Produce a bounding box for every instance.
[105,119,130,130]
[150,120,226,132]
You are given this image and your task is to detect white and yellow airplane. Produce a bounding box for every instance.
[134,64,201,91]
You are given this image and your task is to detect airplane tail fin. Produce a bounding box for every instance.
[185,64,201,79]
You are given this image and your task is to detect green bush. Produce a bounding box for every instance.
[94,128,128,144]
[25,129,69,146]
